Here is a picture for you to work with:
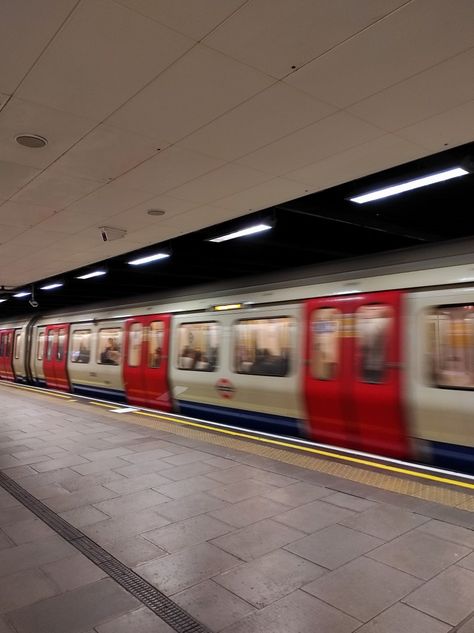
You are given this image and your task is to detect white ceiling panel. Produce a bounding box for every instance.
[0,97,95,169]
[109,195,197,232]
[204,0,407,78]
[108,44,274,143]
[396,100,474,151]
[0,94,10,111]
[238,112,384,176]
[117,146,226,195]
[0,224,26,242]
[53,124,160,181]
[114,0,247,40]
[0,161,39,199]
[286,0,474,108]
[215,177,312,212]
[348,47,474,131]
[1,228,67,249]
[11,167,103,210]
[286,135,428,190]
[178,82,336,161]
[17,0,193,120]
[0,0,78,94]
[166,163,273,204]
[0,201,55,228]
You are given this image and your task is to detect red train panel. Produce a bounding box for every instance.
[304,290,409,458]
[123,314,172,411]
[43,324,70,391]
[0,329,15,381]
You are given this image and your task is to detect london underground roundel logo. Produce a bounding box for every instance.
[215,378,235,399]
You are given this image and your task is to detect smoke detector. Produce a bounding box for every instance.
[16,134,48,148]
[147,209,166,216]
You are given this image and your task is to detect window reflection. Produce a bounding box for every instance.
[311,308,341,380]
[71,330,91,364]
[97,328,122,366]
[177,322,218,372]
[234,317,292,377]
[356,305,392,384]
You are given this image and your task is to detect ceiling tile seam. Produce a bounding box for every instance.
[341,44,474,115]
[9,0,82,98]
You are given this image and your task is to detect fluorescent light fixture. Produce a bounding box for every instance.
[40,282,63,291]
[128,252,170,266]
[209,223,272,243]
[76,270,107,280]
[13,291,31,298]
[0,299,7,303]
[349,167,469,204]
[214,303,242,311]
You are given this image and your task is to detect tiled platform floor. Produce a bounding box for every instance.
[0,386,473,633]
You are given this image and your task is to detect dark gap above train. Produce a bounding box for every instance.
[1,141,473,317]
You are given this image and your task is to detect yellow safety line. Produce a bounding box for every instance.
[132,410,474,492]
[89,401,115,408]
[1,382,73,399]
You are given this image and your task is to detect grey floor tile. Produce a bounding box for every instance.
[155,475,219,499]
[95,606,174,633]
[2,465,38,479]
[174,580,255,631]
[45,485,119,513]
[0,616,14,633]
[457,614,474,633]
[102,472,171,495]
[2,517,55,545]
[78,447,133,461]
[263,481,329,507]
[93,489,169,517]
[137,542,241,595]
[285,524,383,569]
[211,519,305,561]
[70,456,129,475]
[32,455,90,472]
[0,568,58,613]
[417,519,474,548]
[403,565,474,625]
[59,505,110,527]
[8,578,139,633]
[248,471,299,488]
[367,530,471,579]
[159,462,220,481]
[120,448,175,464]
[143,514,232,553]
[207,480,278,503]
[215,548,326,608]
[355,602,451,633]
[59,472,125,493]
[41,553,107,591]
[205,465,263,484]
[203,456,236,469]
[156,492,227,522]
[82,507,170,546]
[0,505,33,527]
[108,535,167,566]
[459,552,474,571]
[18,482,70,501]
[303,556,421,622]
[0,535,75,577]
[162,450,210,466]
[273,499,355,534]
[341,505,429,540]
[0,530,13,551]
[210,496,290,528]
[323,492,377,512]
[221,589,360,633]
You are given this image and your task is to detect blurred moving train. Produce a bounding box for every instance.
[1,241,473,473]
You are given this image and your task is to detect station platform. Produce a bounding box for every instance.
[0,382,473,633]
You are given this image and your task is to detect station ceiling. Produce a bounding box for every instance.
[0,1,473,315]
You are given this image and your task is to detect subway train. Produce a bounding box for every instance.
[1,240,473,473]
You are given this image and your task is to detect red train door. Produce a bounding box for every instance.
[0,330,14,381]
[43,324,70,391]
[304,291,408,458]
[123,314,172,411]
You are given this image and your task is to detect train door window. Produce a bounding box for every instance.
[234,317,293,377]
[177,322,219,371]
[71,330,91,364]
[37,332,45,360]
[0,334,4,357]
[57,329,66,361]
[311,308,341,380]
[97,328,122,365]
[128,323,143,367]
[148,321,164,368]
[46,331,56,361]
[14,332,22,359]
[355,304,393,384]
[428,305,474,389]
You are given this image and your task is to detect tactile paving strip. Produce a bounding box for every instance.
[0,470,210,633]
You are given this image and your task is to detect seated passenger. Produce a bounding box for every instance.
[101,337,120,365]
[150,346,162,368]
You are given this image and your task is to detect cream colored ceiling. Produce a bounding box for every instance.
[0,0,473,287]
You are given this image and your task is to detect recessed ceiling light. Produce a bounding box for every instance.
[0,298,7,303]
[16,134,48,149]
[147,209,166,216]
[76,270,107,280]
[349,167,469,204]
[40,282,63,290]
[128,252,170,266]
[209,223,272,243]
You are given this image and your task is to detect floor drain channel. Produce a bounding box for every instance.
[0,470,211,633]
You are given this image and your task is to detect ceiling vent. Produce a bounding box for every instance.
[16,134,47,148]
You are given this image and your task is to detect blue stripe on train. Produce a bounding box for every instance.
[71,384,127,403]
[429,440,474,474]
[177,400,303,437]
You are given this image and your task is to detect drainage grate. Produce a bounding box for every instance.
[0,470,211,633]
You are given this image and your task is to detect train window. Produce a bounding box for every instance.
[57,329,67,361]
[148,321,164,369]
[0,334,4,357]
[71,330,91,364]
[311,308,341,380]
[97,328,122,366]
[428,305,474,390]
[177,322,219,371]
[46,331,56,361]
[14,332,22,359]
[5,332,12,357]
[234,317,292,377]
[37,332,45,360]
[355,304,393,384]
[128,323,143,367]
